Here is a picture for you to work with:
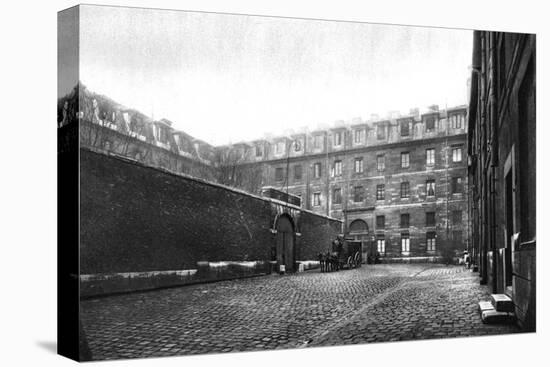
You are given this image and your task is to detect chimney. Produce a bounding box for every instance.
[351,117,362,125]
[334,120,346,128]
[388,110,401,119]
[428,104,439,112]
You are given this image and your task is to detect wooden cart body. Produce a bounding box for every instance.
[332,239,362,269]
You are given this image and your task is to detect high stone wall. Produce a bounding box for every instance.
[79,148,341,297]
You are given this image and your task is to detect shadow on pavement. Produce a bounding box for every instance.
[36,340,57,354]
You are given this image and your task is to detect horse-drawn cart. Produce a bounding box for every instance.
[320,237,362,272]
[335,239,362,269]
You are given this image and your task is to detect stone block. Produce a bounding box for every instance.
[481,309,515,324]
[490,294,514,313]
[478,301,494,314]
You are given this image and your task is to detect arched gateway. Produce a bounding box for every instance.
[276,214,295,272]
[348,219,370,262]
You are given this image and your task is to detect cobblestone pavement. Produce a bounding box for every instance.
[80,265,520,360]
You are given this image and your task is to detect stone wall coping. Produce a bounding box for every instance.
[82,147,342,223]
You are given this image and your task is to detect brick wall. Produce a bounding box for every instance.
[79,148,341,297]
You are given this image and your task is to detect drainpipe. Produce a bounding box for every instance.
[477,30,488,286]
[469,30,481,274]
[489,31,499,294]
[325,132,330,217]
[343,130,349,235]
[305,139,310,210]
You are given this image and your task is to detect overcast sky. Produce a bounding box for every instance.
[75,5,473,146]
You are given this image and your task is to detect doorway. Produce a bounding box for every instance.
[349,219,369,262]
[276,215,295,272]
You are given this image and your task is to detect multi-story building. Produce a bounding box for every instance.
[228,105,469,263]
[60,83,469,264]
[467,30,535,330]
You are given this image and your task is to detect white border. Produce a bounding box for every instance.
[1,1,547,367]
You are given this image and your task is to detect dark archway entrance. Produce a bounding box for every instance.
[348,219,370,262]
[276,215,295,272]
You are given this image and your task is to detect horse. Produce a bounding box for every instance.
[318,252,326,272]
[325,251,333,272]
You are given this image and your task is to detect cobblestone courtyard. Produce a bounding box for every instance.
[80,264,521,360]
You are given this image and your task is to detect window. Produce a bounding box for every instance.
[376,184,385,200]
[452,210,462,225]
[294,165,302,181]
[377,155,385,171]
[401,233,410,252]
[155,125,169,143]
[173,134,182,150]
[425,116,436,131]
[452,147,463,162]
[313,163,322,179]
[400,120,410,136]
[334,132,342,146]
[235,148,244,161]
[294,138,303,152]
[400,182,410,198]
[426,212,435,227]
[333,188,342,205]
[452,177,463,194]
[401,152,410,168]
[275,167,284,182]
[354,157,364,173]
[376,215,385,229]
[349,220,368,233]
[377,236,386,254]
[354,186,364,202]
[450,114,463,129]
[275,141,285,154]
[427,232,436,251]
[426,148,435,166]
[354,129,364,144]
[401,213,410,228]
[313,193,321,206]
[255,145,263,157]
[377,125,385,140]
[333,160,342,177]
[313,135,323,149]
[426,179,436,196]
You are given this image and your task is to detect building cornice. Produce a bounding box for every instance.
[245,133,468,166]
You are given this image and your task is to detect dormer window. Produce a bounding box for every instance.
[377,125,385,140]
[173,134,181,149]
[450,113,464,129]
[425,115,436,131]
[334,132,342,146]
[154,124,169,144]
[255,145,263,157]
[294,138,303,152]
[400,120,410,136]
[313,135,323,150]
[354,129,364,144]
[275,141,285,155]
